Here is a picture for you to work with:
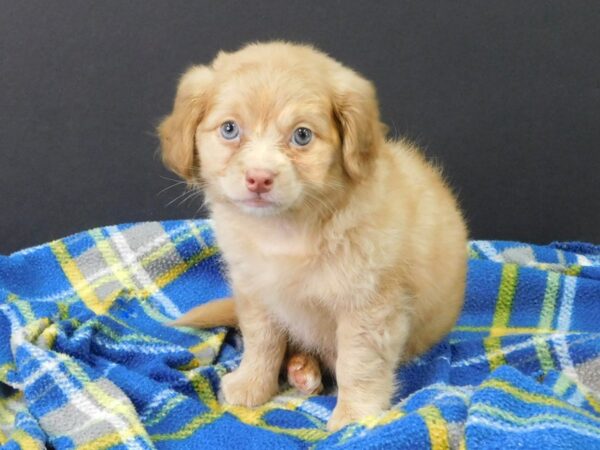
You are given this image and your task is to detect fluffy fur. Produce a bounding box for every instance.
[159,41,468,431]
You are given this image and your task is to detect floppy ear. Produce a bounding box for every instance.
[331,67,385,181]
[158,65,213,180]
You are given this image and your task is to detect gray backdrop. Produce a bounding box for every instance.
[1,1,599,254]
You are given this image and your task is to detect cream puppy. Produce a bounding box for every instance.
[159,42,468,431]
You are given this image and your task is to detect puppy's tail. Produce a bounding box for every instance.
[170,297,238,328]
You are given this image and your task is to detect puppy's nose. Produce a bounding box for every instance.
[245,169,275,194]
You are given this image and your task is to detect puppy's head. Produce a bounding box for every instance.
[158,42,385,217]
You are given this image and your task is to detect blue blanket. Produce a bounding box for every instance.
[1,220,599,449]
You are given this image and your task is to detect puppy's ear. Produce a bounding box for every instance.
[331,68,385,181]
[158,65,213,180]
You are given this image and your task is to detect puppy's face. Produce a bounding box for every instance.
[196,69,343,216]
[159,42,384,218]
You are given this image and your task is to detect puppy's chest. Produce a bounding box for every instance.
[235,245,357,304]
[220,225,375,350]
[270,294,336,355]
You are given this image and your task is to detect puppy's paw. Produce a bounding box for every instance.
[327,404,357,432]
[221,369,277,407]
[327,402,383,432]
[287,353,323,395]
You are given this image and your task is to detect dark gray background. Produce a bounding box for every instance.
[1,1,599,254]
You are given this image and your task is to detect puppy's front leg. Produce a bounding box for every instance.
[328,305,410,431]
[221,296,286,407]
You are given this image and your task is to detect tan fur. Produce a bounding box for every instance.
[170,297,237,328]
[159,41,468,431]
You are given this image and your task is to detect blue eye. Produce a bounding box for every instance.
[291,127,312,147]
[220,121,239,140]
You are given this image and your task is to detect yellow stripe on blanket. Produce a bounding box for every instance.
[89,228,137,296]
[77,426,144,450]
[485,264,519,370]
[419,405,450,450]
[154,245,220,290]
[50,241,106,315]
[484,379,600,424]
[472,403,600,436]
[12,429,43,450]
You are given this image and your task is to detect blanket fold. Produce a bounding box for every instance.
[1,220,599,449]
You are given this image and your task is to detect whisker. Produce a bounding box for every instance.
[156,181,189,197]
[165,187,196,207]
[177,190,202,207]
[160,175,186,184]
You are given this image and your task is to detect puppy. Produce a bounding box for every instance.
[159,42,468,431]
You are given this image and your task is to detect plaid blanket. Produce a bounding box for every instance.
[1,220,599,449]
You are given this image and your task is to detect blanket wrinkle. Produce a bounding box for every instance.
[1,220,599,449]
